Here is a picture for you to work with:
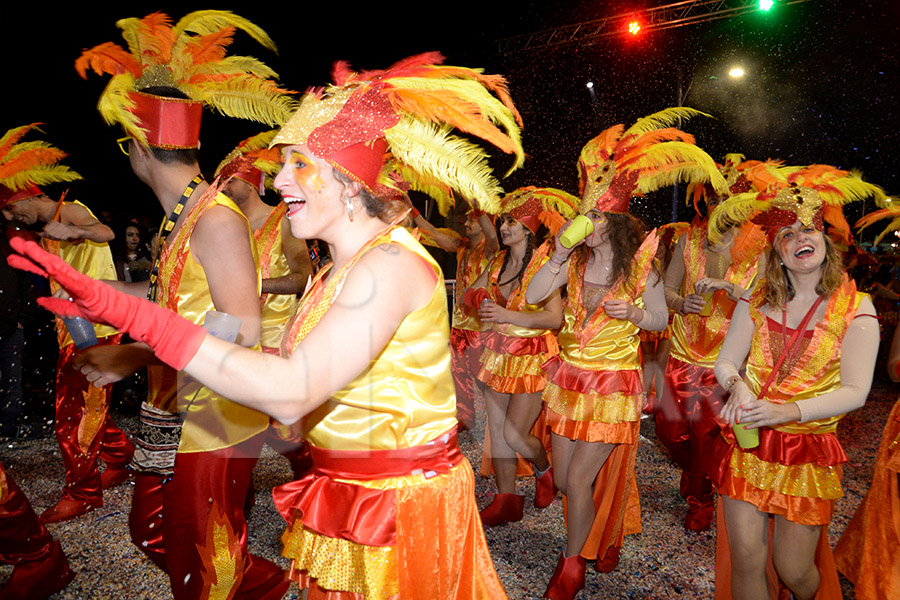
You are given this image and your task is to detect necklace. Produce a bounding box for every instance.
[147,174,204,301]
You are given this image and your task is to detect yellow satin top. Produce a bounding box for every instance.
[288,227,458,451]
[154,189,269,453]
[557,232,659,371]
[745,278,865,436]
[44,200,118,347]
[451,238,490,332]
[670,225,762,367]
[485,246,553,339]
[256,204,299,350]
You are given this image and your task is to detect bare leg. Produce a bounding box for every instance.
[722,495,770,600]
[484,386,517,494]
[504,391,549,472]
[772,516,822,600]
[562,440,614,557]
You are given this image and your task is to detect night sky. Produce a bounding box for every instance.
[4,0,898,237]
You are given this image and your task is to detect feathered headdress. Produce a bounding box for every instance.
[685,154,783,215]
[577,107,728,214]
[500,187,579,236]
[214,130,281,194]
[0,124,82,208]
[270,52,525,211]
[709,164,885,246]
[75,11,296,149]
[855,200,900,244]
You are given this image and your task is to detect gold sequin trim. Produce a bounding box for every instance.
[543,382,641,424]
[729,448,843,500]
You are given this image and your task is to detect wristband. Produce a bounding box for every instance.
[724,375,742,391]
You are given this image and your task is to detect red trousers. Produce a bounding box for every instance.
[450,327,481,430]
[655,357,726,515]
[129,433,287,600]
[0,462,54,564]
[55,335,133,503]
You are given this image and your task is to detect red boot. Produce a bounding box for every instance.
[534,466,557,509]
[595,545,620,573]
[0,539,75,600]
[39,497,101,524]
[543,551,586,600]
[100,465,131,490]
[479,493,524,528]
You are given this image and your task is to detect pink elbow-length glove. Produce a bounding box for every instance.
[8,237,206,370]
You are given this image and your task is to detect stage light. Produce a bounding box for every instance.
[627,20,641,36]
[759,0,774,11]
[728,67,745,78]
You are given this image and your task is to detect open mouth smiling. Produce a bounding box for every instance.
[794,244,815,258]
[283,196,306,217]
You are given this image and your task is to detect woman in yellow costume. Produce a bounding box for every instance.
[526,107,727,600]
[710,165,882,600]
[9,52,525,599]
[464,187,576,527]
[833,205,900,600]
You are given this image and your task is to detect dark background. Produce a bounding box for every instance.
[4,0,898,235]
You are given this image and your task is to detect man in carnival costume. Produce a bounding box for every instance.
[0,124,133,524]
[73,11,296,599]
[216,133,313,480]
[656,154,769,532]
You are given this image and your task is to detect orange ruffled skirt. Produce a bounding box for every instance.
[477,332,552,395]
[711,427,848,599]
[833,397,900,600]
[276,435,506,599]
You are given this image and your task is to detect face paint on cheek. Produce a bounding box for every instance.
[288,152,326,192]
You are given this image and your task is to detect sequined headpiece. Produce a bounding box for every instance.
[577,107,727,215]
[215,130,281,194]
[0,124,82,209]
[270,52,524,209]
[75,11,296,149]
[500,187,578,235]
[685,153,774,216]
[710,164,885,246]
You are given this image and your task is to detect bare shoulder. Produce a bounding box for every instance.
[59,201,95,225]
[193,204,250,244]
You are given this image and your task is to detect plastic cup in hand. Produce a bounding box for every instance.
[63,316,98,350]
[203,310,242,343]
[698,292,715,317]
[733,422,760,449]
[560,215,595,249]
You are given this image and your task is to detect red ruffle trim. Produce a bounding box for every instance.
[450,327,481,354]
[543,356,642,395]
[481,331,548,356]
[272,430,463,547]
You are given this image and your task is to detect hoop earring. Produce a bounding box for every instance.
[345,197,354,222]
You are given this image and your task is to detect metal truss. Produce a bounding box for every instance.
[496,0,812,54]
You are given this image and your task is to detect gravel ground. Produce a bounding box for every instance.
[1,380,893,599]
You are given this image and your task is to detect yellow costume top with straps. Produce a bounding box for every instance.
[451,238,490,332]
[152,188,269,453]
[670,225,763,367]
[255,203,298,350]
[282,226,457,451]
[43,200,118,347]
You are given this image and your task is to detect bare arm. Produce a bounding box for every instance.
[192,205,261,348]
[478,213,500,259]
[261,217,313,295]
[411,213,461,253]
[183,243,435,424]
[42,202,114,243]
[889,320,900,383]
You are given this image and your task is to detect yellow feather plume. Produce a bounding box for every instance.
[707,192,768,244]
[624,107,712,138]
[855,202,900,244]
[385,118,503,214]
[0,126,82,193]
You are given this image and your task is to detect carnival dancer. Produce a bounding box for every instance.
[17,51,527,599]
[833,204,900,600]
[467,187,577,527]
[710,165,883,600]
[0,461,74,599]
[73,11,296,599]
[0,124,133,524]
[656,154,768,532]
[216,133,314,481]
[411,205,499,431]
[526,108,729,599]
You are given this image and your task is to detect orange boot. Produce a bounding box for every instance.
[479,493,524,528]
[543,551,586,600]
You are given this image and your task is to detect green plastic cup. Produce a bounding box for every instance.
[733,422,760,449]
[560,215,594,249]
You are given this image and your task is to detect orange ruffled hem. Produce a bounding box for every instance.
[545,405,637,445]
[477,346,547,394]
